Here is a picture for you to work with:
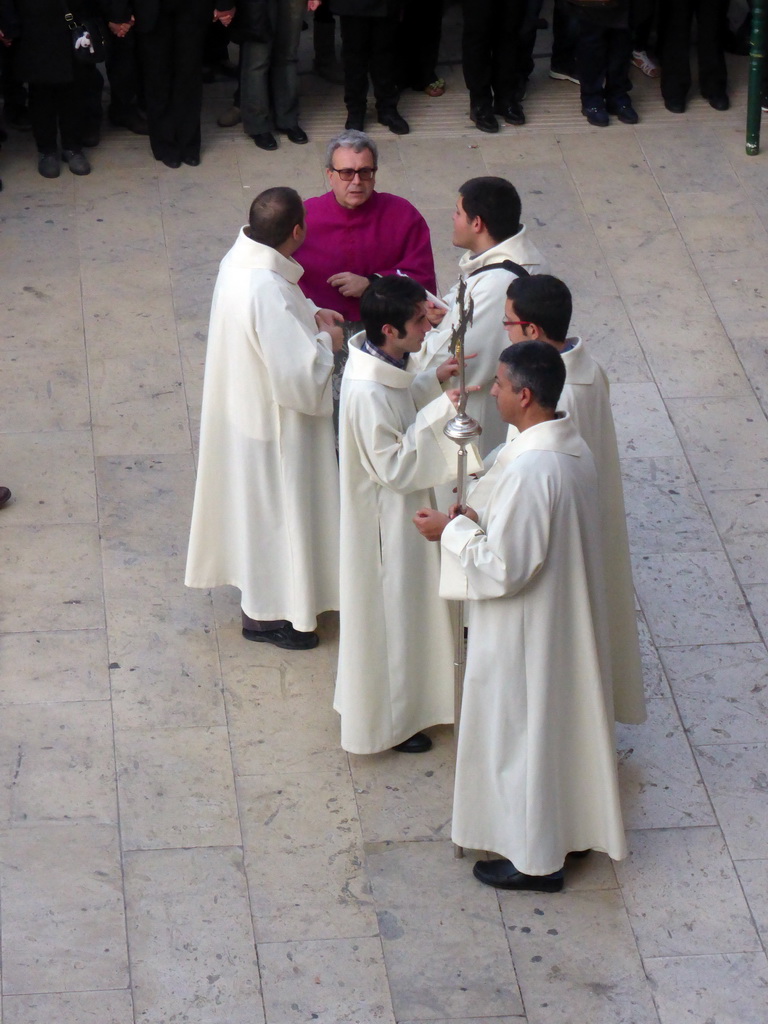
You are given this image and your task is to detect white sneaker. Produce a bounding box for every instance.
[632,50,660,79]
[549,66,579,85]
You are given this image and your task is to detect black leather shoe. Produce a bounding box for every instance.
[664,98,686,114]
[606,101,639,124]
[38,151,61,178]
[242,625,319,650]
[473,858,564,892]
[253,132,278,151]
[568,849,591,859]
[345,113,365,131]
[392,732,432,753]
[161,157,181,169]
[182,155,200,166]
[498,102,525,126]
[470,107,499,133]
[282,125,309,144]
[706,93,730,111]
[582,105,609,127]
[0,486,11,508]
[378,111,410,135]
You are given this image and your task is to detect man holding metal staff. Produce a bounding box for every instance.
[414,342,627,892]
[334,275,481,756]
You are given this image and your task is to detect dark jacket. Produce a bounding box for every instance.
[101,0,232,33]
[329,0,401,17]
[13,0,98,83]
[0,0,20,37]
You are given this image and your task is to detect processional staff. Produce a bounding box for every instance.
[443,278,482,859]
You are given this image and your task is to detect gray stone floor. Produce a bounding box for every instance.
[2,34,768,1024]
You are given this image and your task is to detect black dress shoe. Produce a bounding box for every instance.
[345,113,365,131]
[282,125,309,144]
[253,132,278,151]
[473,858,564,892]
[0,486,11,509]
[242,625,319,650]
[568,849,591,859]
[392,731,432,753]
[606,100,639,124]
[182,155,200,166]
[470,107,499,133]
[664,98,686,114]
[378,111,410,135]
[161,157,181,169]
[497,102,525,126]
[706,93,730,111]
[582,105,609,127]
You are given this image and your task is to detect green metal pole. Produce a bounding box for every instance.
[747,2,766,155]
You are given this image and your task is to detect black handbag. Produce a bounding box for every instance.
[62,4,106,64]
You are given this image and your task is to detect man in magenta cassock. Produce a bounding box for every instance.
[296,129,437,323]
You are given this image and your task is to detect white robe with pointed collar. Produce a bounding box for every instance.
[443,414,627,875]
[185,228,339,629]
[557,338,646,725]
[411,225,549,457]
[334,334,477,754]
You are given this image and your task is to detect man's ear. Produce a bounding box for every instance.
[519,385,534,410]
[381,322,395,341]
[471,215,485,236]
[527,322,542,340]
[292,222,304,242]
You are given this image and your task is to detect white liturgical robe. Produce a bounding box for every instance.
[443,414,627,875]
[411,225,549,456]
[558,338,646,725]
[334,335,474,754]
[185,229,339,630]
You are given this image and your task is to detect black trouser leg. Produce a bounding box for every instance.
[105,31,142,119]
[462,0,496,109]
[339,15,371,117]
[368,15,400,115]
[659,0,693,103]
[170,8,206,158]
[576,17,610,107]
[552,3,579,69]
[139,14,177,159]
[396,0,443,90]
[28,82,60,152]
[695,0,728,97]
[604,27,633,104]
[79,63,104,140]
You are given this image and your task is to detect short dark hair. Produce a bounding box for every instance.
[506,275,573,343]
[360,275,427,346]
[247,186,305,248]
[499,340,565,411]
[458,176,522,243]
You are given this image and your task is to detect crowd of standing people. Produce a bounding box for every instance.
[0,0,759,183]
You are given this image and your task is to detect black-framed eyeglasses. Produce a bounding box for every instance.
[330,167,377,181]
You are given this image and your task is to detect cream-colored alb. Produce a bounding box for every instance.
[443,414,627,875]
[185,229,340,630]
[557,338,646,725]
[334,335,478,754]
[412,224,549,457]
